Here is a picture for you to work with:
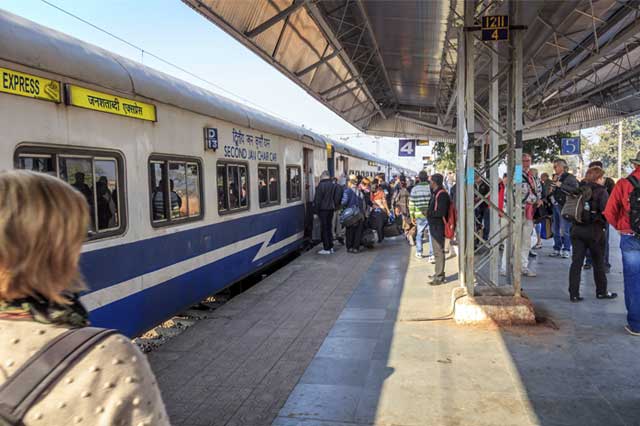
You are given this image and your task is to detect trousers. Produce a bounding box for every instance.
[318,209,334,251]
[501,218,534,271]
[553,204,572,252]
[415,218,432,256]
[345,220,363,250]
[569,224,607,297]
[430,223,446,278]
[621,235,640,331]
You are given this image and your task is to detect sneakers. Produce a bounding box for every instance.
[549,250,561,257]
[625,325,640,336]
[317,249,331,255]
[561,251,571,259]
[522,269,537,277]
[529,250,538,258]
[596,292,618,300]
[429,256,436,264]
[415,252,423,259]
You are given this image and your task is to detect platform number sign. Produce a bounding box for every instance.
[204,127,218,151]
[561,137,581,155]
[398,139,416,157]
[481,15,509,41]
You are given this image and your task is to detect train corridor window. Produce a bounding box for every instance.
[258,164,279,207]
[149,156,203,226]
[15,147,126,240]
[217,161,248,214]
[286,166,301,202]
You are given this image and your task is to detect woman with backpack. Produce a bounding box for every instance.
[568,166,617,302]
[370,178,390,243]
[0,171,169,426]
[341,178,365,253]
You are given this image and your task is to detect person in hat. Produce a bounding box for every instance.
[604,151,640,336]
[314,171,340,254]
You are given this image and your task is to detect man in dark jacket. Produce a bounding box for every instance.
[585,161,615,271]
[314,171,340,254]
[550,159,579,258]
[427,173,450,285]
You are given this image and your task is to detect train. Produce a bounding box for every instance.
[0,10,414,336]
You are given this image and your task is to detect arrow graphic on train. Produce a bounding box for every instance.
[80,229,303,311]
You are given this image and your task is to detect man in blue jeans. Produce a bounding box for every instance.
[604,151,640,336]
[409,171,432,259]
[549,159,578,259]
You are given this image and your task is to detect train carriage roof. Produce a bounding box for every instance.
[0,9,346,154]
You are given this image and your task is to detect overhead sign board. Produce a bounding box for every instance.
[398,139,416,157]
[1,67,61,103]
[481,15,509,41]
[204,127,218,151]
[422,156,432,161]
[561,137,581,155]
[416,140,429,146]
[66,84,157,121]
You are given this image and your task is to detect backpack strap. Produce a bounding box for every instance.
[628,175,640,189]
[0,327,116,424]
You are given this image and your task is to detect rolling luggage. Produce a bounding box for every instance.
[361,228,377,248]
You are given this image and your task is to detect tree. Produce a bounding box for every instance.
[586,117,640,178]
[432,142,457,172]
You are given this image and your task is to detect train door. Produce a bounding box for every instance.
[303,147,314,203]
[303,147,314,239]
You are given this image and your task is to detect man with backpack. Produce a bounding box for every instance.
[427,173,451,285]
[409,170,432,260]
[549,159,579,258]
[604,151,640,336]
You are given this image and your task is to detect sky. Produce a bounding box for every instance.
[1,0,429,171]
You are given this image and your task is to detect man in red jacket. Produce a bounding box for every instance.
[604,151,640,336]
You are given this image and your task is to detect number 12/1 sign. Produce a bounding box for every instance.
[481,15,509,41]
[398,139,416,157]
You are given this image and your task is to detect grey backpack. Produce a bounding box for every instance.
[0,327,115,426]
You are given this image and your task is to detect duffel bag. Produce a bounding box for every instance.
[340,206,364,227]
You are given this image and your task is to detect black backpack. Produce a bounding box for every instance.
[0,327,115,426]
[629,175,640,236]
[561,185,593,224]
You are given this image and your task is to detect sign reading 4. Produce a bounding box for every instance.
[398,139,416,157]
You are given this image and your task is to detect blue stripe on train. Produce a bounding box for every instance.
[89,237,303,337]
[80,204,305,292]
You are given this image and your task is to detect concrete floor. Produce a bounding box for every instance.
[149,232,639,426]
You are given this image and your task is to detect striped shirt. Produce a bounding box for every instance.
[409,182,431,220]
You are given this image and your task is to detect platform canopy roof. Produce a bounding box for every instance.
[183,0,640,141]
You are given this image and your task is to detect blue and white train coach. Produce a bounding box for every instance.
[0,11,410,336]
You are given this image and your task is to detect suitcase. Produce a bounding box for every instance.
[383,222,402,237]
[361,229,377,248]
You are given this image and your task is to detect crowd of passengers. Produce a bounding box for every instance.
[314,150,640,337]
[0,150,638,424]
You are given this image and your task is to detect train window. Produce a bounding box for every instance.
[286,166,301,202]
[217,161,249,214]
[149,156,203,226]
[15,146,126,240]
[259,164,279,207]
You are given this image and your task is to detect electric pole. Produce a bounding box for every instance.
[618,120,623,179]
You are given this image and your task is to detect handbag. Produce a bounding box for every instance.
[340,206,364,227]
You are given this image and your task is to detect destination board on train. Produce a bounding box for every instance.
[66,84,157,121]
[0,66,61,102]
[481,15,509,41]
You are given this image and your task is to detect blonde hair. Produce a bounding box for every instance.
[0,170,88,304]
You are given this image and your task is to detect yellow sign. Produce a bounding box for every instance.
[326,143,333,158]
[367,161,377,166]
[66,85,156,122]
[1,67,61,103]
[416,140,429,146]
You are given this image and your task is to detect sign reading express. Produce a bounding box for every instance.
[66,85,156,121]
[1,67,61,103]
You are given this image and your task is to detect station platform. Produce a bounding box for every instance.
[148,234,638,426]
